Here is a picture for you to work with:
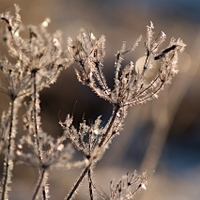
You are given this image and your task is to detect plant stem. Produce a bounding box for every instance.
[88,168,93,200]
[66,164,91,200]
[32,71,42,162]
[32,169,46,200]
[98,106,120,148]
[1,99,15,200]
[32,71,47,199]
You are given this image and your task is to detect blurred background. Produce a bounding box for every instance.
[0,0,200,199]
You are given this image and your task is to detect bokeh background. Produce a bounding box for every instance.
[0,0,200,199]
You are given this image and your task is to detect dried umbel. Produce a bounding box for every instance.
[62,22,186,199]
[109,171,148,200]
[0,5,72,100]
[68,23,186,108]
[66,21,186,155]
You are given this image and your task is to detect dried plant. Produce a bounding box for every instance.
[109,171,148,200]
[0,4,186,200]
[0,4,72,200]
[64,22,185,199]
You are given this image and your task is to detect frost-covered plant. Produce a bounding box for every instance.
[0,4,72,200]
[64,23,185,199]
[109,171,148,200]
[0,4,186,200]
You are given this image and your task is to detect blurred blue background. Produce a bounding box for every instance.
[0,0,200,199]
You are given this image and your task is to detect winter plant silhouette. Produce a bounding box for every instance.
[0,5,186,200]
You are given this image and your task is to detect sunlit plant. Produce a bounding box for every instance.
[0,5,185,200]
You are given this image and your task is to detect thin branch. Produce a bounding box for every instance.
[32,70,43,162]
[32,169,47,200]
[1,99,14,200]
[88,168,94,200]
[65,164,91,200]
[98,106,120,148]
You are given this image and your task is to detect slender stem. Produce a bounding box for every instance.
[32,71,47,199]
[66,164,91,200]
[98,106,119,148]
[88,168,93,200]
[1,99,15,200]
[32,169,46,200]
[32,71,42,162]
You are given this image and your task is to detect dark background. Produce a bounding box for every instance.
[0,0,200,199]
